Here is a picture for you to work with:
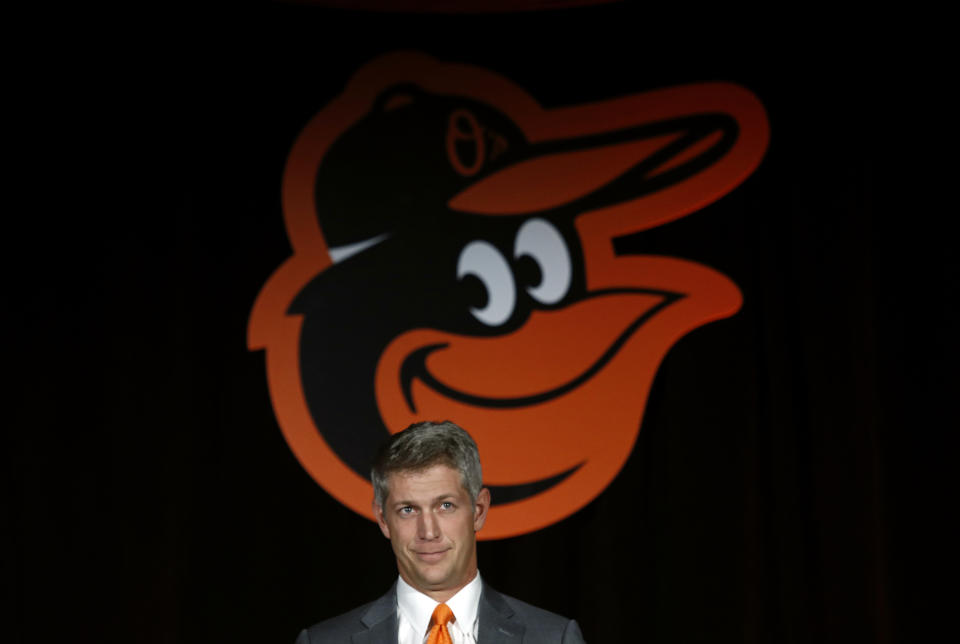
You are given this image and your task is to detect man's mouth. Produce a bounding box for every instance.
[415,549,450,563]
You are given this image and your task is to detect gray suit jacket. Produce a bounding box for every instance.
[295,582,585,643]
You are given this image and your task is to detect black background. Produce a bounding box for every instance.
[10,3,953,643]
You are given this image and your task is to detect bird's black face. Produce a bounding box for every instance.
[290,213,589,501]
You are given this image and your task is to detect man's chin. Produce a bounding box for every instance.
[416,566,452,587]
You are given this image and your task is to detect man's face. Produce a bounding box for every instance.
[374,464,490,602]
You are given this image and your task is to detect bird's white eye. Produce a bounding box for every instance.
[457,241,516,326]
[514,218,571,305]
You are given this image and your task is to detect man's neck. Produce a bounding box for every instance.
[401,568,479,603]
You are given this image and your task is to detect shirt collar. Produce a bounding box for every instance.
[446,572,482,637]
[396,572,483,639]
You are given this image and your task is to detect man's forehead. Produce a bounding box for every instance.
[385,464,468,500]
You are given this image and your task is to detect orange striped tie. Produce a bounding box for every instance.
[425,603,455,644]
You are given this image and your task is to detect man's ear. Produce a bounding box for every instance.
[373,500,391,539]
[473,487,491,532]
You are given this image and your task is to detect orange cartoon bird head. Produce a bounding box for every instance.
[249,53,769,539]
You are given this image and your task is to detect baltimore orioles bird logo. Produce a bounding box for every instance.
[248,52,769,539]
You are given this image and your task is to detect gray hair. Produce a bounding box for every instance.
[371,421,483,508]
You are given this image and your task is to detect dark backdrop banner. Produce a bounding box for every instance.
[10,4,952,644]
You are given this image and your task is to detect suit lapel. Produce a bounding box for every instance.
[478,584,525,644]
[351,585,399,644]
[351,581,526,643]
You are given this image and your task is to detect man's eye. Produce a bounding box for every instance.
[399,506,414,515]
[440,502,455,511]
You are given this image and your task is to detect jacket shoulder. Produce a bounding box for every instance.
[294,600,378,644]
[485,589,584,643]
[500,593,571,625]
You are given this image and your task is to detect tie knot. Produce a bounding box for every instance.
[430,603,455,627]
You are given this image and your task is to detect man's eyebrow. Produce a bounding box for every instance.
[391,493,458,507]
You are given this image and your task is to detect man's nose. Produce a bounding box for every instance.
[417,511,440,540]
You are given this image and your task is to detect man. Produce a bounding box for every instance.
[296,421,585,643]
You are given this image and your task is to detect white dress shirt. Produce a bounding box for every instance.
[396,572,482,644]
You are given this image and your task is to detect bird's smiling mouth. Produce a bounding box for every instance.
[398,289,681,413]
